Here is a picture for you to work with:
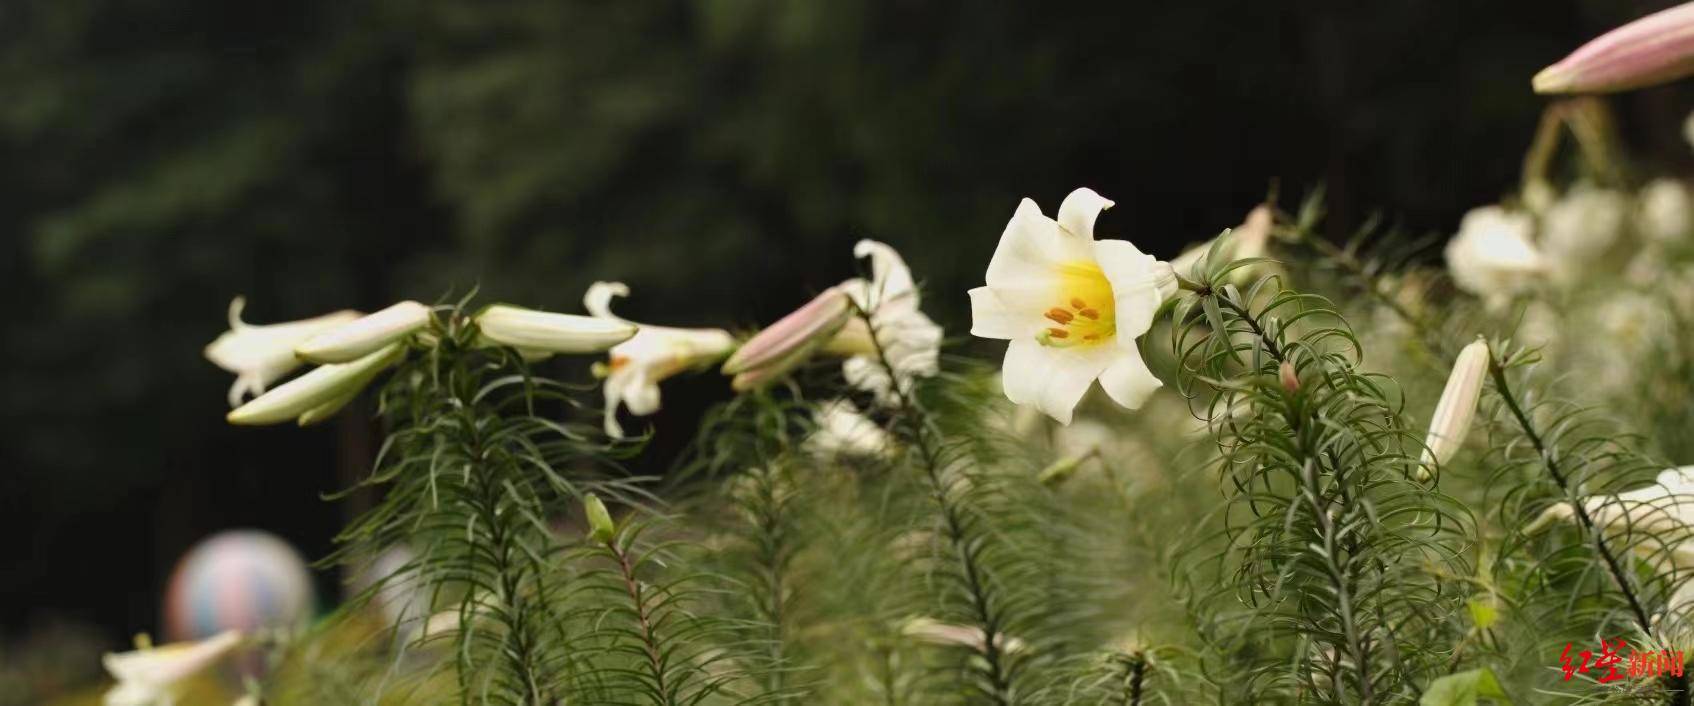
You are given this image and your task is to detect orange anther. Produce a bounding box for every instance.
[1070,297,1087,309]
[1078,308,1100,320]
[1047,327,1070,339]
[1045,308,1075,324]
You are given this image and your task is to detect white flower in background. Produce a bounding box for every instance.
[1639,178,1693,243]
[103,630,242,706]
[805,399,893,458]
[1542,184,1627,285]
[1444,205,1544,306]
[227,343,406,426]
[582,282,738,438]
[1526,466,1694,567]
[203,298,360,408]
[829,240,944,407]
[1169,203,1274,280]
[1419,339,1490,477]
[969,188,1165,424]
[900,616,1026,655]
[296,301,432,364]
[473,304,637,355]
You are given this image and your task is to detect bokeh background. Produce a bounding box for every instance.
[3,0,1691,683]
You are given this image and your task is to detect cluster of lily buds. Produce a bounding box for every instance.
[1535,2,1694,94]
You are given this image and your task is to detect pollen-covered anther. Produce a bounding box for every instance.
[1047,327,1070,339]
[1045,308,1075,324]
[1077,307,1100,320]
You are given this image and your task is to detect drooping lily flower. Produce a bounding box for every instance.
[1534,2,1694,94]
[1419,339,1490,476]
[830,240,944,407]
[203,298,360,408]
[722,287,854,390]
[583,282,737,437]
[1444,205,1545,307]
[805,399,894,458]
[227,343,406,425]
[1526,466,1694,571]
[102,630,242,706]
[473,304,637,355]
[968,188,1165,424]
[296,300,432,364]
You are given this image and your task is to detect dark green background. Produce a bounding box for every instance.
[1,0,1687,644]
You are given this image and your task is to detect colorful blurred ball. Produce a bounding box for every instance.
[163,529,317,642]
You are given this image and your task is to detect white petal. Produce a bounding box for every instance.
[1092,239,1163,339]
[584,281,630,320]
[476,305,637,354]
[1001,338,1111,425]
[985,198,1091,289]
[1056,187,1114,240]
[853,239,918,309]
[227,344,405,425]
[969,286,1039,339]
[1098,348,1162,410]
[602,381,626,439]
[297,301,431,364]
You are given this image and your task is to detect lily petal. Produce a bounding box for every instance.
[297,301,431,364]
[1092,238,1164,339]
[228,344,405,425]
[1098,348,1162,410]
[1002,338,1114,424]
[1056,187,1114,240]
[985,199,1092,289]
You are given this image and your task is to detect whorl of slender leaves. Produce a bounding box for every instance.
[1167,253,1472,703]
[324,297,650,705]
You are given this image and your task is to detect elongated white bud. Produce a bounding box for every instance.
[721,288,852,389]
[474,304,636,354]
[297,301,431,363]
[228,343,405,425]
[1420,338,1491,472]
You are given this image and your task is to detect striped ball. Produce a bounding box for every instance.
[163,529,317,642]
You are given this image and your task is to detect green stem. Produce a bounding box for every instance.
[606,537,674,706]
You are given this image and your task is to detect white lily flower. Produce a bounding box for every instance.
[1542,184,1627,285]
[806,399,894,458]
[473,303,637,355]
[831,240,943,407]
[1639,178,1692,243]
[103,630,242,706]
[582,282,737,438]
[1527,466,1694,567]
[296,300,432,364]
[900,616,1026,655]
[1444,205,1545,307]
[1419,338,1490,477]
[227,343,405,425]
[968,188,1164,425]
[203,298,360,408]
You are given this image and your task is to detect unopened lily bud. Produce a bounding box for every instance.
[1534,2,1694,94]
[474,304,637,354]
[1420,338,1491,472]
[583,493,615,543]
[228,343,405,425]
[720,287,853,385]
[298,301,432,363]
[1278,361,1300,395]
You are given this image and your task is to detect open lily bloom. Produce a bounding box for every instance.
[968,188,1164,424]
[831,240,943,407]
[583,282,737,437]
[1528,466,1694,566]
[1444,206,1545,307]
[103,630,242,706]
[203,297,360,408]
[805,399,894,458]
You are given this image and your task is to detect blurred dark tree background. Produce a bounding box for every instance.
[2,0,1689,647]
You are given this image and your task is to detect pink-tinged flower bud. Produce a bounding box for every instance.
[720,287,853,387]
[1278,361,1300,395]
[1534,2,1694,94]
[1420,339,1491,472]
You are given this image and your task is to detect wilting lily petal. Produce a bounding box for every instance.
[227,343,405,425]
[1419,339,1490,475]
[103,630,242,706]
[297,300,431,364]
[203,298,360,408]
[583,282,737,437]
[721,287,853,389]
[832,240,944,407]
[1534,2,1694,94]
[474,304,636,354]
[968,188,1165,424]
